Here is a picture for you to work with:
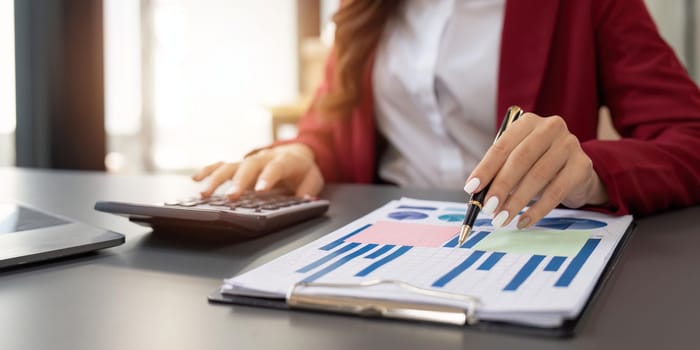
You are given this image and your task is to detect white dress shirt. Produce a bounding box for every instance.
[373,0,505,189]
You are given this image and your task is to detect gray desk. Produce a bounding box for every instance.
[0,168,698,349]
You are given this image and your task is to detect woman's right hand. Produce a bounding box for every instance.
[192,143,324,199]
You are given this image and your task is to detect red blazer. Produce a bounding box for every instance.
[288,0,700,216]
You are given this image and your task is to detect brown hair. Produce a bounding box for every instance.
[316,0,402,120]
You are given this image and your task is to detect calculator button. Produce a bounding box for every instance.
[179,199,206,207]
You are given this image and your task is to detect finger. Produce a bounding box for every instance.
[192,161,224,181]
[481,116,569,216]
[493,140,569,228]
[465,113,539,194]
[481,119,569,219]
[226,154,272,199]
[200,163,239,197]
[516,157,589,229]
[294,166,324,197]
[256,153,314,192]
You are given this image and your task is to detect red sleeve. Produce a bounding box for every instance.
[269,52,342,182]
[581,0,700,215]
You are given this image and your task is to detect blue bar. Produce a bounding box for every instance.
[503,255,546,291]
[397,205,437,211]
[462,231,489,249]
[365,244,395,259]
[477,252,506,271]
[355,246,412,277]
[474,218,492,227]
[432,250,486,287]
[544,256,567,272]
[297,242,361,273]
[304,244,378,282]
[319,224,372,251]
[443,235,459,248]
[555,239,600,287]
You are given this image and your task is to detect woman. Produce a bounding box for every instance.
[194,0,700,229]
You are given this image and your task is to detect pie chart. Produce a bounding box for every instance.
[535,217,607,230]
[438,214,464,222]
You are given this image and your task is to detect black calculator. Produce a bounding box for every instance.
[95,189,330,237]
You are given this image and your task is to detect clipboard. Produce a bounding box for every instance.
[209,222,636,338]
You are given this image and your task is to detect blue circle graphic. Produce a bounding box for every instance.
[535,217,607,230]
[438,214,465,222]
[388,211,429,220]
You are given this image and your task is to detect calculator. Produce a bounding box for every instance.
[94,189,330,237]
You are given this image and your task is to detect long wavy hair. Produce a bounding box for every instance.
[316,0,402,120]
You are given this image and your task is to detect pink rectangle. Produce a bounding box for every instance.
[346,221,458,247]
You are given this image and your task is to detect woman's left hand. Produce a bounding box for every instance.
[463,112,609,229]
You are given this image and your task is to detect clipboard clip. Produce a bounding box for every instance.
[286,279,481,326]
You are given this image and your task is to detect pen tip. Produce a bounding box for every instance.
[457,225,471,248]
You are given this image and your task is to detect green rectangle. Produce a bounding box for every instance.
[471,229,591,257]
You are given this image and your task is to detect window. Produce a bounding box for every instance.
[104,0,298,173]
[0,0,15,166]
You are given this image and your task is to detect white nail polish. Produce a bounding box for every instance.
[463,178,480,194]
[226,184,239,195]
[492,210,509,228]
[254,179,267,192]
[482,196,499,215]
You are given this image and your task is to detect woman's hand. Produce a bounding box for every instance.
[192,143,324,199]
[463,113,608,229]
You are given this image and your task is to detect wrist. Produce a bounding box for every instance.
[586,170,609,205]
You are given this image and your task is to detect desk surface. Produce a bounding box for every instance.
[0,168,698,350]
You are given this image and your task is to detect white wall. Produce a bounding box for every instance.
[645,0,699,82]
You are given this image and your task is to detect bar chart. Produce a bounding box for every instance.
[295,205,608,292]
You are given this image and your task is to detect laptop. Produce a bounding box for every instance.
[0,202,124,269]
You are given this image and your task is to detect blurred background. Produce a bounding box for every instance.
[0,0,698,174]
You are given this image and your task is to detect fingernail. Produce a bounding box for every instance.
[492,210,509,228]
[463,178,480,194]
[517,216,531,230]
[226,184,240,196]
[482,196,499,215]
[254,179,267,192]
